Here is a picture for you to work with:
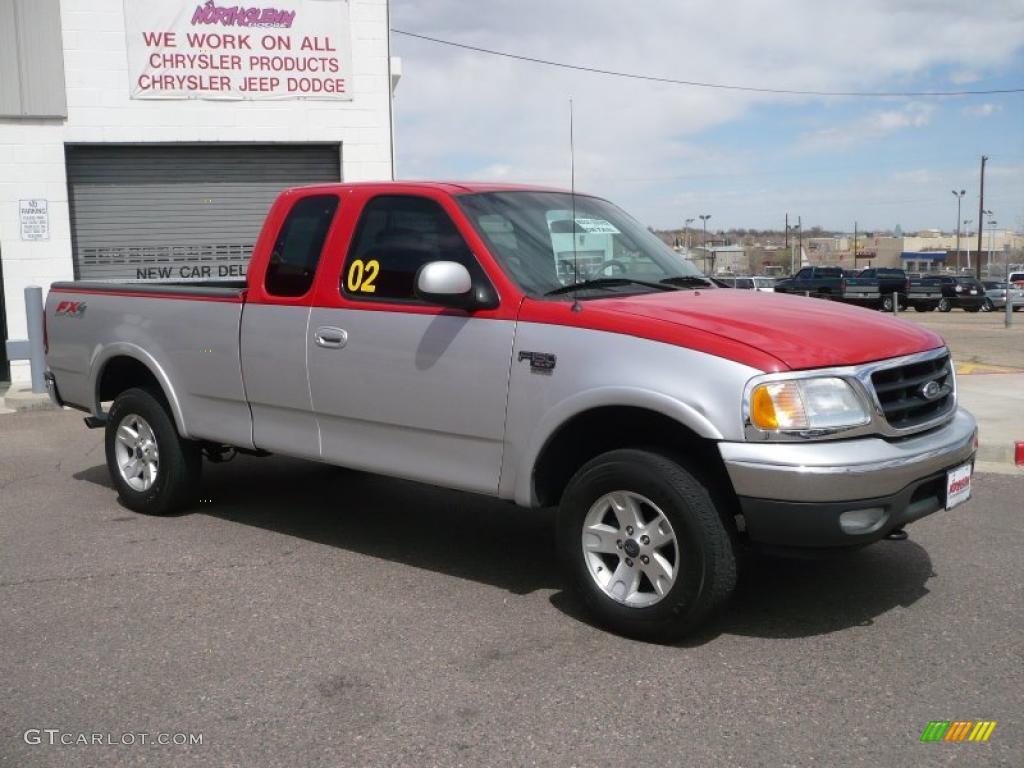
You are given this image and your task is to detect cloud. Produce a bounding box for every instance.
[391,0,1024,228]
[961,103,1003,117]
[798,102,935,150]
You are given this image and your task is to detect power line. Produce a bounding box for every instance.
[391,29,1024,98]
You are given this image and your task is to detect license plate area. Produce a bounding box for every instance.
[946,463,972,510]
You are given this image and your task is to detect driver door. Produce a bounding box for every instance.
[306,193,516,495]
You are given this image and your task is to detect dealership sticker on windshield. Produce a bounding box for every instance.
[574,218,621,234]
[945,463,972,510]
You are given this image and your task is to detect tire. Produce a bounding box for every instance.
[980,299,993,312]
[105,387,201,515]
[556,449,737,641]
[881,295,895,312]
[938,298,952,312]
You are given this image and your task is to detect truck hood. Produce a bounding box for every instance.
[582,289,944,371]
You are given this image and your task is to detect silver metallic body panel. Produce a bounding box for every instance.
[44,291,253,448]
[500,323,763,506]
[307,308,516,494]
[720,408,977,502]
[240,304,320,459]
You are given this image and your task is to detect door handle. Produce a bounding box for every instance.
[314,326,348,349]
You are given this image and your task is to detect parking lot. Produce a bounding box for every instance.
[2,405,1021,767]
[894,309,1024,372]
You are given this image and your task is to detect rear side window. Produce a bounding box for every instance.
[341,195,478,302]
[265,195,339,297]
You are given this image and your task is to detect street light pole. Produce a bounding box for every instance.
[951,189,965,271]
[699,214,711,274]
[963,219,973,271]
[982,209,993,276]
[684,217,695,250]
[987,215,996,271]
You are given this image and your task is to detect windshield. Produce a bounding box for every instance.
[457,191,707,298]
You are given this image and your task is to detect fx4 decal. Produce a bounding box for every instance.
[55,301,87,318]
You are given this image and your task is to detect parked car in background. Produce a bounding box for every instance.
[1009,271,1024,288]
[923,275,987,312]
[981,280,1024,312]
[717,275,776,293]
[857,268,910,310]
[775,266,937,311]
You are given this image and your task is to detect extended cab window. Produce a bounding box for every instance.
[265,195,339,297]
[342,195,478,301]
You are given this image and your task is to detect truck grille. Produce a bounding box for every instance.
[870,353,954,430]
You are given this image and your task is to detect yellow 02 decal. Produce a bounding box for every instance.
[346,259,379,294]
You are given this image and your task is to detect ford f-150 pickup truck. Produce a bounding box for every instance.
[44,182,977,640]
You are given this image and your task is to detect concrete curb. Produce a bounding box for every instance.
[0,387,60,413]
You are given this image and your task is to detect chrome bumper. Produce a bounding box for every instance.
[719,408,977,503]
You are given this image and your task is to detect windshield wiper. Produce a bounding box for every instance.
[544,278,678,297]
[659,275,713,287]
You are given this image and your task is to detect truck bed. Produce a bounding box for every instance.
[46,280,253,449]
[50,280,247,300]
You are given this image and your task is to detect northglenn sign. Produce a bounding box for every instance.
[124,0,354,100]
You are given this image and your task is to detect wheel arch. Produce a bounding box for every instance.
[91,344,187,435]
[520,393,736,520]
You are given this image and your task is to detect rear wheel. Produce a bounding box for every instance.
[105,387,201,515]
[938,298,952,312]
[557,449,737,641]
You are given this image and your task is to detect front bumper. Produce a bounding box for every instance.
[719,408,977,548]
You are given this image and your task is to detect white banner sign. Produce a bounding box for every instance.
[19,200,49,241]
[124,0,353,100]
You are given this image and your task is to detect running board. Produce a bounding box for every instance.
[83,415,107,429]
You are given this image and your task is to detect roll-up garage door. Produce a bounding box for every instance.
[66,144,341,282]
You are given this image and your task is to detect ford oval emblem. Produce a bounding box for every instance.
[920,380,941,400]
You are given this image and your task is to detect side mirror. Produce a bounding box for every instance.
[415,261,497,310]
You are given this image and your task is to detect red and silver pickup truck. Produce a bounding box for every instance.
[44,182,976,639]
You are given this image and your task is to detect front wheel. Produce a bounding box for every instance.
[105,387,201,515]
[980,299,994,312]
[938,298,952,312]
[556,449,737,641]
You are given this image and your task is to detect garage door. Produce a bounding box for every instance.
[66,144,341,283]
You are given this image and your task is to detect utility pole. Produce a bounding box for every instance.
[785,213,789,250]
[952,189,965,271]
[853,221,858,269]
[976,155,987,279]
[797,215,802,268]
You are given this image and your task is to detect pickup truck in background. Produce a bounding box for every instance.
[44,182,977,640]
[775,266,941,311]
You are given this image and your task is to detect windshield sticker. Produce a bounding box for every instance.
[574,218,620,234]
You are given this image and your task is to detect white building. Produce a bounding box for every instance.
[1,0,395,384]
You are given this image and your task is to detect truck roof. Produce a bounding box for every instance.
[282,180,571,195]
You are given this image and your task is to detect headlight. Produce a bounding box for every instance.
[748,376,870,432]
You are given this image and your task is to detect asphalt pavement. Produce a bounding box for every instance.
[1,409,1021,767]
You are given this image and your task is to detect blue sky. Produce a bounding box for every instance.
[390,0,1024,232]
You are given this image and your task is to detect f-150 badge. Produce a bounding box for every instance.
[518,351,556,373]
